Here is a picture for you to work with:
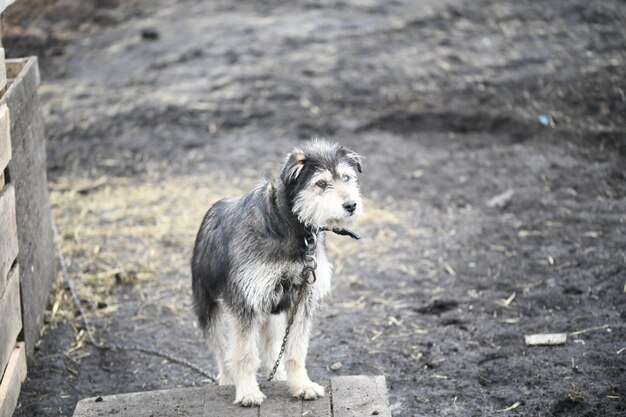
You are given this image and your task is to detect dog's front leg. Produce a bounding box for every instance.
[232,317,265,406]
[284,303,325,400]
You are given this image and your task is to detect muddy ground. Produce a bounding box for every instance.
[4,0,625,416]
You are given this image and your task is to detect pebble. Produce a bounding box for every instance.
[329,362,343,371]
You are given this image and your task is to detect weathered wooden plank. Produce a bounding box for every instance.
[2,56,55,358]
[5,59,41,143]
[301,380,331,417]
[0,265,20,378]
[74,387,206,417]
[0,103,9,173]
[524,333,567,346]
[14,104,54,358]
[0,342,27,417]
[259,381,302,417]
[74,377,391,417]
[9,58,40,101]
[330,376,391,417]
[0,48,6,91]
[6,58,38,90]
[202,385,259,417]
[5,59,27,80]
[0,184,18,298]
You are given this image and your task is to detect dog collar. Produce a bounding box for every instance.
[318,227,361,240]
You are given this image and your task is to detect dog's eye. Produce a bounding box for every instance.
[316,180,328,188]
[343,175,350,183]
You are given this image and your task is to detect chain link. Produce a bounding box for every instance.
[267,281,307,381]
[267,228,319,381]
[302,229,318,284]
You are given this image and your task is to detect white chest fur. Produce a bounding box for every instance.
[237,246,333,312]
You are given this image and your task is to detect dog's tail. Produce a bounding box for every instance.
[191,211,227,331]
[192,284,219,331]
[191,246,223,331]
[191,199,233,332]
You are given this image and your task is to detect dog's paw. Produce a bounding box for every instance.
[290,380,325,400]
[234,386,266,407]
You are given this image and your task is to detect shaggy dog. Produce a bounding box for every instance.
[191,139,363,406]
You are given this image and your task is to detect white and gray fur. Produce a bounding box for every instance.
[191,139,363,406]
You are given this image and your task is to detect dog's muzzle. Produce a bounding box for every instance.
[342,200,357,214]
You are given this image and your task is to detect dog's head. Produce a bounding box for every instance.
[281,138,363,229]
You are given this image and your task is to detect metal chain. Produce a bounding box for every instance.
[54,221,358,385]
[266,282,307,381]
[267,229,319,381]
[301,229,318,284]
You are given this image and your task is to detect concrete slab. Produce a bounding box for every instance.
[73,375,389,417]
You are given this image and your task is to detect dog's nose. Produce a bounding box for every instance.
[342,200,357,214]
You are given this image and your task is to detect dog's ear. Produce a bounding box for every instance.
[281,149,306,184]
[339,146,362,173]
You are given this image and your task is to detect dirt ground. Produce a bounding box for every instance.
[3,0,625,416]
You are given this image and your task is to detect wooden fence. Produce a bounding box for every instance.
[0,47,23,417]
[0,18,56,417]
